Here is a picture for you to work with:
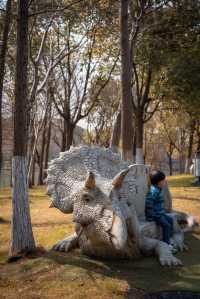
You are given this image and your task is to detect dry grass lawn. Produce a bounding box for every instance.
[0,175,200,299]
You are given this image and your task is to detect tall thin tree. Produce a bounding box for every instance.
[0,0,12,176]
[120,0,134,161]
[9,0,36,257]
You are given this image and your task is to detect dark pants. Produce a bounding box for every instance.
[154,214,173,244]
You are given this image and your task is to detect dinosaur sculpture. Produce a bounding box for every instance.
[46,146,194,266]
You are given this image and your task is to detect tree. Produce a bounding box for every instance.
[0,0,12,176]
[51,13,118,151]
[86,79,120,146]
[110,105,121,152]
[120,0,134,161]
[10,0,36,257]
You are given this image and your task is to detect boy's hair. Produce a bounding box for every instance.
[150,170,166,186]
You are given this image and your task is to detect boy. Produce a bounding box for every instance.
[145,170,174,248]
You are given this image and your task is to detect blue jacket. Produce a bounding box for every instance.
[145,185,165,220]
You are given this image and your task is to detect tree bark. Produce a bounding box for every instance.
[31,155,35,186]
[133,131,136,162]
[61,119,67,151]
[0,0,12,175]
[62,120,75,151]
[10,157,35,255]
[197,129,200,152]
[120,0,134,161]
[167,142,174,176]
[10,0,36,257]
[66,122,75,150]
[135,109,144,164]
[38,115,47,185]
[179,130,185,174]
[28,132,35,187]
[185,120,195,173]
[44,119,52,171]
[110,107,121,153]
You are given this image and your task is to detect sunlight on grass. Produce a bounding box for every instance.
[167,174,195,188]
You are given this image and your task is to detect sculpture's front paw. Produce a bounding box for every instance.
[52,234,78,252]
[159,254,183,267]
[52,239,71,252]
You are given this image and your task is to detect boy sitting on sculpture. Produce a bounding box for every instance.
[145,170,175,251]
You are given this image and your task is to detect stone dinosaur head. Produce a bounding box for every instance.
[72,169,134,257]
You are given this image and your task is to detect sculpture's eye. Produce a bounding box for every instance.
[82,194,92,202]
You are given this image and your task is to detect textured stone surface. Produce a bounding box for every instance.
[47,146,149,218]
[47,145,190,266]
[119,164,149,218]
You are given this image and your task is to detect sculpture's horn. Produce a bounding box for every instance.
[112,168,129,188]
[85,171,96,189]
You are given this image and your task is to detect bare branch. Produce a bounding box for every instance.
[79,53,120,121]
[141,64,152,107]
[143,100,160,123]
[28,0,84,17]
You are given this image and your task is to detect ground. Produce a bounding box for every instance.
[0,175,200,299]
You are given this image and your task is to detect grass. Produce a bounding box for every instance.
[0,175,200,298]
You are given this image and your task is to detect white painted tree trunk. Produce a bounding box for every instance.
[10,156,35,256]
[136,148,144,164]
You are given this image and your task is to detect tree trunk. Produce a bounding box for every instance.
[62,119,75,151]
[10,0,36,257]
[0,0,12,175]
[120,0,134,161]
[167,142,174,176]
[38,116,47,185]
[31,155,35,186]
[28,132,35,187]
[133,131,136,162]
[62,120,67,151]
[10,157,35,255]
[185,120,195,173]
[197,130,200,152]
[169,154,173,176]
[179,130,185,174]
[135,109,144,164]
[44,119,52,172]
[110,107,121,153]
[66,122,75,150]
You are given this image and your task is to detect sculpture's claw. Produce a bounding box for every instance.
[52,239,70,252]
[159,255,182,267]
[52,234,78,253]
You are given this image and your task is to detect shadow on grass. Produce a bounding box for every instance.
[0,217,10,224]
[43,232,200,297]
[1,233,200,298]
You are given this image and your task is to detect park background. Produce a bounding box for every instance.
[0,0,200,298]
